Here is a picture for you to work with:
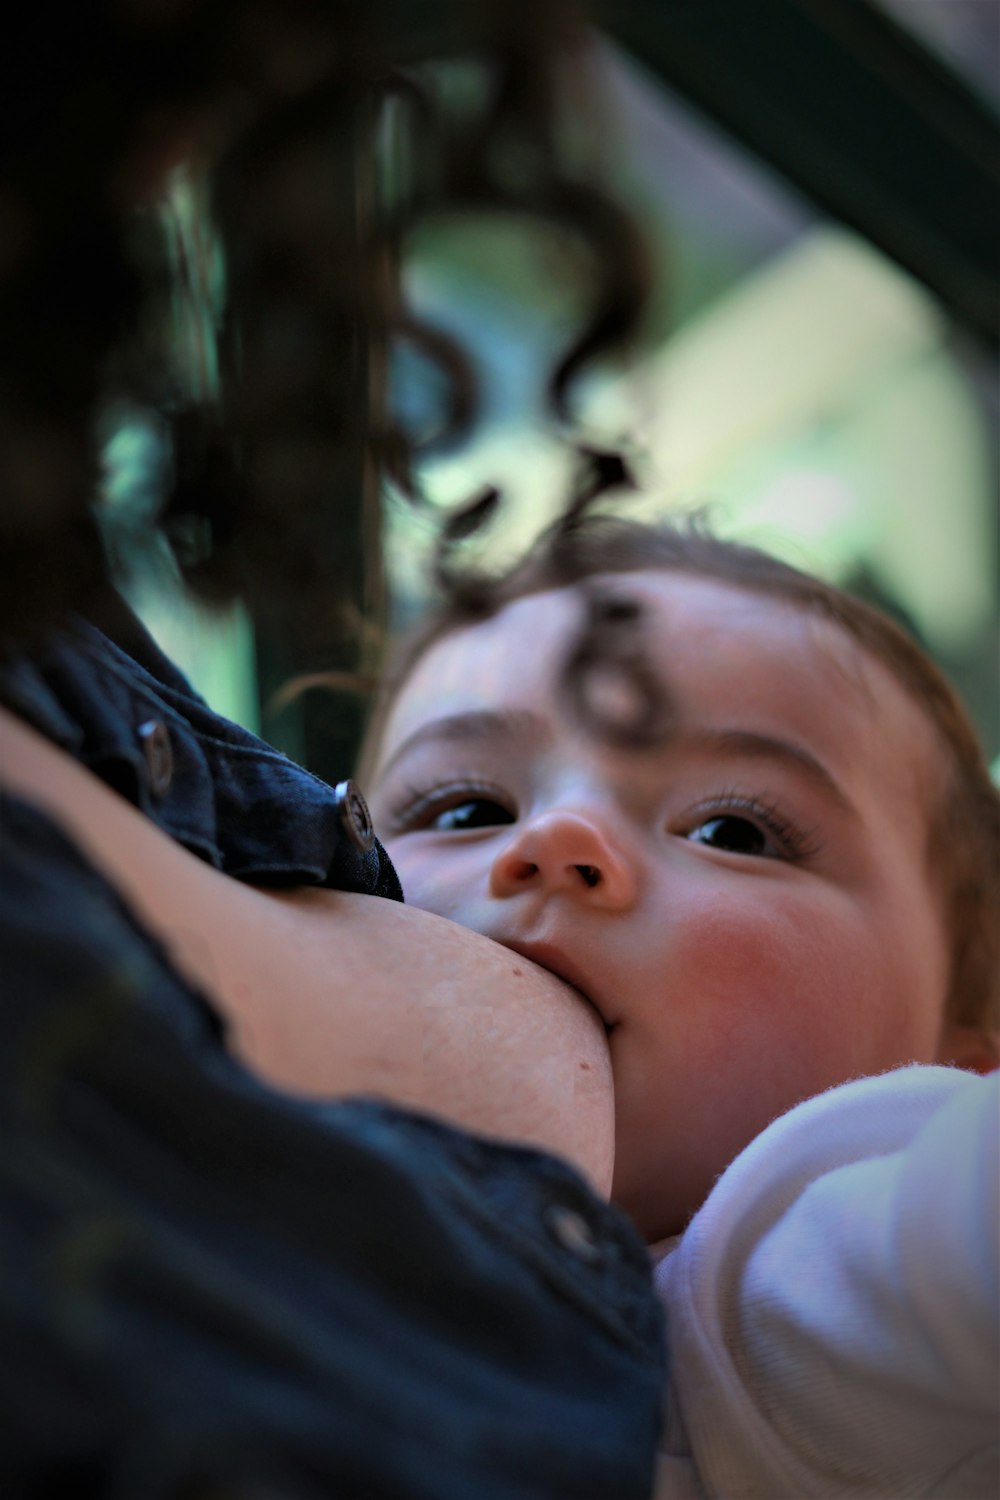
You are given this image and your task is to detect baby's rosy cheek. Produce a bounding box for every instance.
[670,896,857,1045]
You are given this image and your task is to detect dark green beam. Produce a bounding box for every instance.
[365,0,1000,341]
[596,0,999,345]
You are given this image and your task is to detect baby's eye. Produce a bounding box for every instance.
[688,814,769,857]
[381,777,517,836]
[680,793,819,863]
[431,797,516,833]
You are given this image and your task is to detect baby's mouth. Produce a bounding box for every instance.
[496,936,617,1032]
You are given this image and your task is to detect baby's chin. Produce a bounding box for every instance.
[610,1135,724,1243]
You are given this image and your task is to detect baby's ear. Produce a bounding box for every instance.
[936,1022,999,1075]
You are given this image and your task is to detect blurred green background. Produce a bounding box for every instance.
[105,0,999,778]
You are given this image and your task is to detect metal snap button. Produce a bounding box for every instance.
[543,1204,602,1263]
[333,779,375,852]
[137,719,174,799]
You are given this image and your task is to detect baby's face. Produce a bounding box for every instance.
[367,572,951,1239]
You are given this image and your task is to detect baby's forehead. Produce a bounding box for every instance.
[414,572,879,711]
[390,571,943,802]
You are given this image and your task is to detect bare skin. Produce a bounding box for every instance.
[0,704,614,1193]
[366,573,985,1240]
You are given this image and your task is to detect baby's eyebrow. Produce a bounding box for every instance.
[377,715,858,818]
[376,709,548,780]
[686,728,858,818]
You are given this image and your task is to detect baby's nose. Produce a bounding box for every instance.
[489,808,638,910]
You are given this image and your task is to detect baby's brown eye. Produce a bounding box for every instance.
[689,815,768,857]
[433,799,515,832]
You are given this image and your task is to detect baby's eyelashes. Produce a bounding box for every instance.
[674,792,821,863]
[380,777,517,835]
[378,772,821,866]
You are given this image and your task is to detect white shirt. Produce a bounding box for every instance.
[654,1066,999,1499]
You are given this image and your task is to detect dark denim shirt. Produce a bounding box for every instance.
[0,611,665,1499]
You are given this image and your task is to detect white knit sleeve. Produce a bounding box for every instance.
[656,1066,999,1499]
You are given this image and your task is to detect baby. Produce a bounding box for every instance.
[360,516,999,1496]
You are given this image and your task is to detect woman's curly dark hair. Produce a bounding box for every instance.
[0,0,653,657]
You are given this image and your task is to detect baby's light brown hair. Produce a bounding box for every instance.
[360,515,999,1034]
